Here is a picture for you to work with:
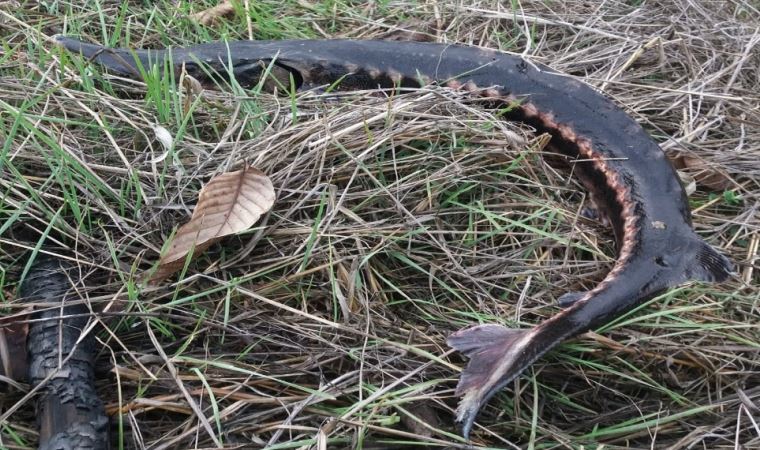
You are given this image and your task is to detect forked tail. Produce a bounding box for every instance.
[447,238,732,438]
[447,322,572,438]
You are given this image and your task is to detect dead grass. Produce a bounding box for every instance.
[0,1,758,449]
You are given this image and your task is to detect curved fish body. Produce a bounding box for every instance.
[55,36,733,437]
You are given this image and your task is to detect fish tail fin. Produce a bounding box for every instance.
[686,239,733,283]
[447,324,539,438]
[54,35,157,79]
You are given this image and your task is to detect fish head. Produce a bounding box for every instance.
[639,233,733,296]
[54,36,302,92]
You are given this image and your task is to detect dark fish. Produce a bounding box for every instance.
[54,36,733,437]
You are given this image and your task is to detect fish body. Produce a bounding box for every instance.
[55,36,733,437]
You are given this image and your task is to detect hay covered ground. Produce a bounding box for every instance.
[1,1,758,449]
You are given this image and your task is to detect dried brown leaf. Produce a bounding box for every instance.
[380,19,438,42]
[180,71,203,116]
[149,166,275,283]
[673,154,732,191]
[191,1,236,26]
[399,401,440,437]
[0,310,31,382]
